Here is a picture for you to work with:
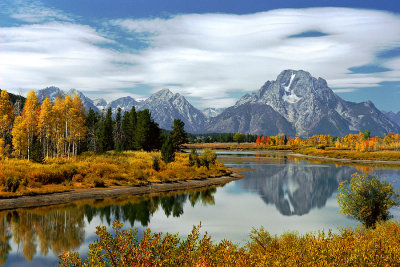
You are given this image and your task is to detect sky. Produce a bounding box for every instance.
[0,0,400,111]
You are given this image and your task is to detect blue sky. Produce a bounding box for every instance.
[1,0,399,111]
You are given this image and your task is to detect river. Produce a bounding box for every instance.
[1,151,400,266]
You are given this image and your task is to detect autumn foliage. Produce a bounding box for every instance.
[59,219,400,266]
[0,151,230,196]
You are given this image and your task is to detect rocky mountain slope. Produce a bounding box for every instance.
[202,108,225,118]
[35,70,400,135]
[137,89,207,132]
[383,111,400,127]
[208,70,400,136]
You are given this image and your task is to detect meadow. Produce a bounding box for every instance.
[0,151,231,197]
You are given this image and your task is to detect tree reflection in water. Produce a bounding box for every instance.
[0,187,217,264]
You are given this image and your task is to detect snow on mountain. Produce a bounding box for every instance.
[383,111,400,127]
[36,87,100,113]
[106,96,138,114]
[209,70,400,137]
[202,108,225,118]
[137,88,207,132]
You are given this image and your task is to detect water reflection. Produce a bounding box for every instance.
[237,160,354,216]
[0,187,216,265]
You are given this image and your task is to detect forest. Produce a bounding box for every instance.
[0,89,167,160]
[0,90,230,195]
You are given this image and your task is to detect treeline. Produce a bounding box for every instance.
[256,130,400,151]
[0,89,184,161]
[189,132,258,143]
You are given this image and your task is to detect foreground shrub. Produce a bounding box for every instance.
[59,220,400,266]
[338,173,400,228]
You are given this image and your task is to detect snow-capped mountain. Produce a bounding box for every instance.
[36,87,100,113]
[383,111,400,127]
[35,71,400,135]
[137,88,207,132]
[36,86,65,102]
[93,98,107,111]
[67,89,100,113]
[208,70,400,136]
[105,96,139,114]
[202,108,225,118]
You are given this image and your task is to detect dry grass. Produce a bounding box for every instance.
[0,151,231,197]
[297,147,400,161]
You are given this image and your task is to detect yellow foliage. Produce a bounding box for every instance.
[0,152,231,196]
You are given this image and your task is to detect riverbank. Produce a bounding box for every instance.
[185,143,400,164]
[0,168,243,211]
[0,151,231,198]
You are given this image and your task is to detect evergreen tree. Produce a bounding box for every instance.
[29,135,44,163]
[96,112,105,153]
[134,109,162,151]
[121,106,136,150]
[102,108,114,151]
[85,108,100,152]
[171,119,188,151]
[114,107,123,151]
[161,136,175,163]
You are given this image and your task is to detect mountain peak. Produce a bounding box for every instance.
[153,88,175,98]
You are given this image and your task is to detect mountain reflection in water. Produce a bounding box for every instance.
[237,160,353,216]
[0,187,216,265]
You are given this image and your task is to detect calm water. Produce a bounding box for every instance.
[1,152,400,266]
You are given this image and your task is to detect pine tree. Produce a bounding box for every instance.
[114,107,123,152]
[102,107,114,151]
[85,108,100,152]
[135,110,152,151]
[161,136,175,163]
[135,109,162,151]
[171,119,188,151]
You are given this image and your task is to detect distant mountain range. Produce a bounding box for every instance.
[34,70,400,136]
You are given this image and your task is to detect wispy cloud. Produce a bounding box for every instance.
[109,8,400,106]
[1,5,400,108]
[2,0,74,23]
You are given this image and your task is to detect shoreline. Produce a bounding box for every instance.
[0,169,243,211]
[288,152,400,165]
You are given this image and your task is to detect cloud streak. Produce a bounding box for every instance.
[1,6,400,108]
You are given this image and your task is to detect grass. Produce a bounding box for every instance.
[0,151,231,197]
[297,147,400,161]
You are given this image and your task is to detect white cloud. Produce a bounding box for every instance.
[3,0,74,23]
[1,7,400,108]
[109,8,400,107]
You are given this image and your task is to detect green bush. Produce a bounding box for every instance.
[338,173,400,228]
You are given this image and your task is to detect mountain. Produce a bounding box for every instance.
[67,89,100,113]
[36,87,100,113]
[207,103,295,136]
[106,96,139,114]
[202,108,225,118]
[36,86,65,102]
[208,70,400,136]
[237,161,352,216]
[137,89,207,132]
[93,98,107,111]
[383,111,400,127]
